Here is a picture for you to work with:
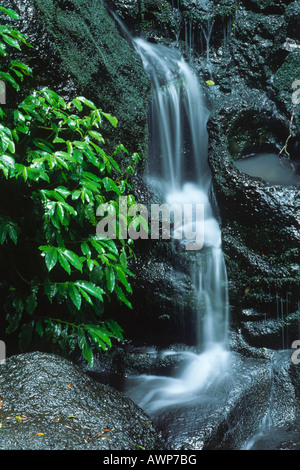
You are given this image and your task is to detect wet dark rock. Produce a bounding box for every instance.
[134,350,300,450]
[128,256,201,345]
[0,352,164,450]
[229,9,287,87]
[79,342,199,389]
[285,1,300,41]
[1,0,150,156]
[241,311,300,349]
[77,343,300,450]
[206,69,299,333]
[273,52,300,121]
[241,0,292,14]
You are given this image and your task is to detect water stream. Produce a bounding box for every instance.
[120,37,230,413]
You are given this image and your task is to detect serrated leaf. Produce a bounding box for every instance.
[69,283,81,310]
[76,96,97,109]
[106,319,124,341]
[102,112,118,128]
[116,265,132,293]
[74,281,104,300]
[77,286,93,305]
[98,238,119,255]
[88,130,105,143]
[36,320,44,338]
[82,339,93,366]
[0,7,20,19]
[61,249,83,272]
[106,266,115,293]
[1,34,21,50]
[81,241,91,258]
[45,247,58,272]
[77,329,87,350]
[58,252,71,275]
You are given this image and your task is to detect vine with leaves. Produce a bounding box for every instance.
[0,6,143,366]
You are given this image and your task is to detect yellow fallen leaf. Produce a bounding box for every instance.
[0,400,3,409]
[205,80,215,86]
[67,382,72,389]
[36,433,44,436]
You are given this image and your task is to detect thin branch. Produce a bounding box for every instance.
[279,103,299,158]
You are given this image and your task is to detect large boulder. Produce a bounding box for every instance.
[0,351,164,450]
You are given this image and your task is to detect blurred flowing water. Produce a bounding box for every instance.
[121,38,231,412]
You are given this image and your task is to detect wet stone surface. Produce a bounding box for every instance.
[0,352,164,450]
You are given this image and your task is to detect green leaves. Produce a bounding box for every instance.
[44,246,58,272]
[0,218,19,244]
[102,112,118,128]
[0,7,141,365]
[39,246,83,274]
[0,6,20,20]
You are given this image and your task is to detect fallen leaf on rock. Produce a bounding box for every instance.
[0,400,3,409]
[67,382,72,389]
[93,429,110,439]
[36,433,44,436]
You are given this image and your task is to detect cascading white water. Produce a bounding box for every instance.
[135,38,229,347]
[125,38,230,411]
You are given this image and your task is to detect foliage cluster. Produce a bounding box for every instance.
[0,6,141,365]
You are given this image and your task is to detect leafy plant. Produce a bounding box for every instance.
[0,6,141,365]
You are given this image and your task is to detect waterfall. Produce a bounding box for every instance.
[123,38,231,411]
[111,9,230,411]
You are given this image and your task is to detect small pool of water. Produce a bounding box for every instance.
[236,153,300,186]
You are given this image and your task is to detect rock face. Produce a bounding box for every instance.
[0,352,164,450]
[2,0,150,156]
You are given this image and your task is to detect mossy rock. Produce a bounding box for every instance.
[2,0,151,158]
[241,0,293,13]
[285,1,300,40]
[273,52,300,134]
